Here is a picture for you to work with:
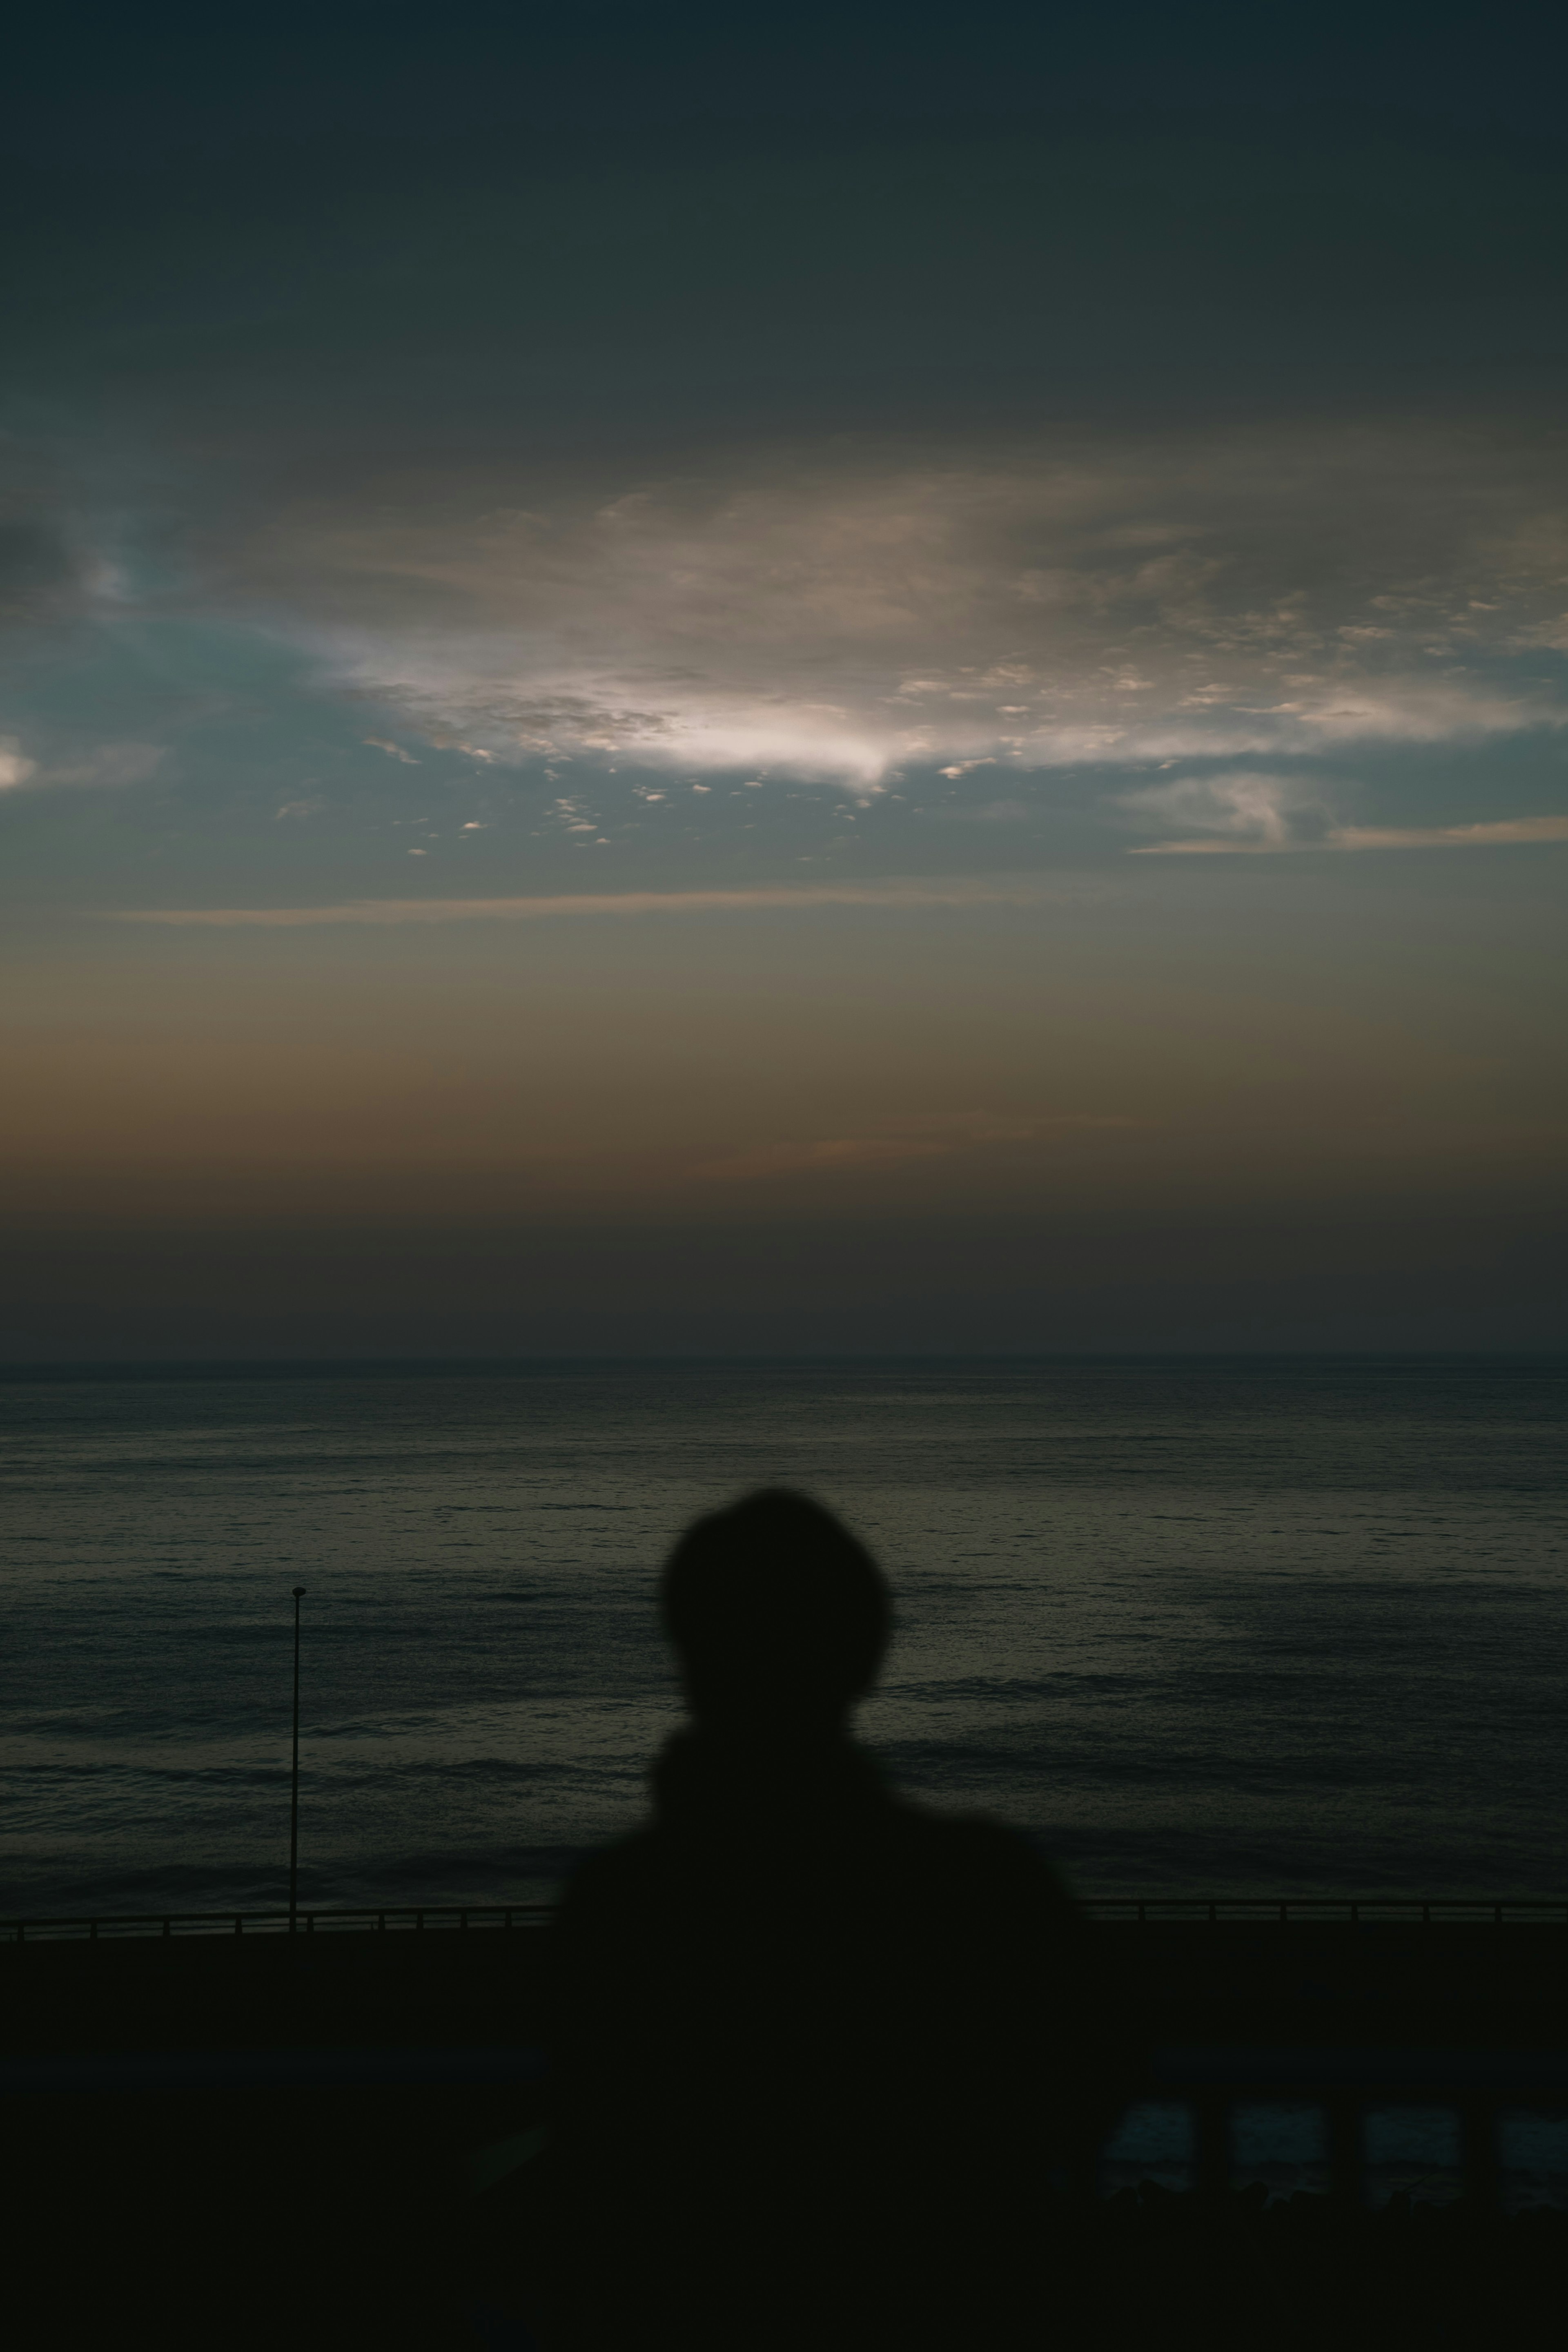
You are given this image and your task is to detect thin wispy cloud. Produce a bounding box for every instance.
[1116,769,1568,854]
[693,1110,1143,1184]
[1335,816,1568,849]
[108,879,1069,927]
[1131,811,1568,855]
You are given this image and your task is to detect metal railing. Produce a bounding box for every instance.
[5,1895,1566,1944]
[1089,1897,1568,1925]
[3,1904,556,1944]
[7,1900,1567,2211]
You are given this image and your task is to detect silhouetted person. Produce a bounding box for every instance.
[537,1490,1136,2350]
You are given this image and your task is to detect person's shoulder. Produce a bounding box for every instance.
[887,1793,1054,1868]
[555,1826,666,1921]
[889,1801,1081,1917]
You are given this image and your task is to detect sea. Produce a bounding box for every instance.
[4,1356,1566,1923]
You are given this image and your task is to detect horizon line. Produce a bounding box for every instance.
[3,1347,1564,1378]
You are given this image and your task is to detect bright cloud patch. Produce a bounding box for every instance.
[0,739,161,792]
[228,425,1568,792]
[1116,771,1335,848]
[0,739,39,791]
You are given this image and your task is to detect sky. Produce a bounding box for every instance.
[4,3,1566,1356]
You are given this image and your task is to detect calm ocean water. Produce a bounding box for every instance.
[3,1358,1565,1919]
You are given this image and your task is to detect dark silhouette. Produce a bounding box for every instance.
[535,1489,1138,2350]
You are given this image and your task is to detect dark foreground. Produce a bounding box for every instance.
[6,1917,1565,2348]
[13,2095,1566,2350]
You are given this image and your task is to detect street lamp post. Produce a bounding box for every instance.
[288,1585,307,1935]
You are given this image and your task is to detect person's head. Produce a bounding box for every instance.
[660,1489,891,1733]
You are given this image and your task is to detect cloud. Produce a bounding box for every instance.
[1115,767,1568,856]
[1116,770,1333,848]
[1131,810,1568,855]
[695,1135,956,1180]
[1334,814,1568,852]
[212,424,1568,791]
[693,1110,1140,1183]
[0,739,39,790]
[107,878,1071,927]
[933,798,1032,824]
[0,738,161,791]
